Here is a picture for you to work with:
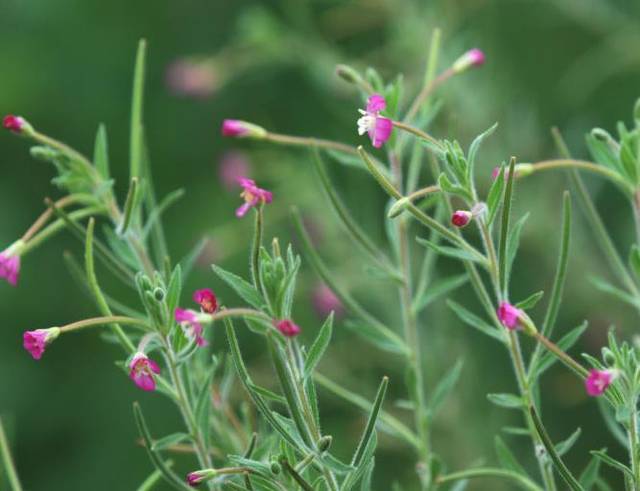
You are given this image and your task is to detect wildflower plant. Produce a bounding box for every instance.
[5,28,640,491]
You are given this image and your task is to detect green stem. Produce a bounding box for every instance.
[629,402,640,489]
[530,159,633,193]
[437,467,543,491]
[392,120,444,150]
[533,332,589,378]
[0,418,23,491]
[265,132,360,156]
[59,315,150,333]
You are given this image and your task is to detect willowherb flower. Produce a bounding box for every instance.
[193,288,218,314]
[357,94,393,148]
[129,352,161,391]
[236,178,273,218]
[585,368,618,397]
[275,319,301,337]
[0,250,21,286]
[2,115,28,134]
[451,210,473,228]
[497,301,524,330]
[165,58,218,98]
[312,283,344,319]
[219,151,251,190]
[221,119,266,139]
[186,469,217,487]
[452,48,486,73]
[23,327,60,360]
[175,308,207,346]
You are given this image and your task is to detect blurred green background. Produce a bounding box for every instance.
[1,0,640,489]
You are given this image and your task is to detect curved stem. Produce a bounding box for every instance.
[437,467,543,491]
[533,332,589,378]
[392,121,443,150]
[403,68,455,125]
[59,315,151,334]
[265,132,359,156]
[0,417,23,491]
[530,159,632,192]
[21,195,82,242]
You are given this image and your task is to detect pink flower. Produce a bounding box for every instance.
[187,470,216,487]
[312,283,344,319]
[451,210,473,228]
[585,369,617,397]
[0,252,20,286]
[275,319,301,337]
[357,94,393,148]
[23,328,60,360]
[175,308,207,346]
[193,288,218,314]
[497,302,523,330]
[3,115,26,133]
[221,119,266,139]
[165,58,218,98]
[129,352,161,391]
[219,151,251,190]
[236,178,273,218]
[452,48,486,73]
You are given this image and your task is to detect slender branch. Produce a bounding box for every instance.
[530,159,633,192]
[0,417,23,491]
[59,315,151,334]
[437,467,543,491]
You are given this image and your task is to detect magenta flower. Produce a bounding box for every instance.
[187,470,216,487]
[23,327,60,360]
[3,115,26,133]
[275,319,301,337]
[357,94,393,148]
[221,119,266,139]
[452,48,486,73]
[193,288,218,314]
[312,283,344,319]
[165,58,218,99]
[236,178,273,218]
[585,369,617,397]
[219,151,251,190]
[129,352,161,391]
[497,302,523,330]
[0,251,20,286]
[451,210,473,228]
[175,308,207,346]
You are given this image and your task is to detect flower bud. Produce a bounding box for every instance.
[452,48,485,73]
[153,287,165,301]
[23,327,61,360]
[270,461,282,475]
[318,435,333,452]
[497,301,537,335]
[221,119,266,139]
[274,319,301,337]
[451,210,472,228]
[335,64,364,86]
[585,369,618,397]
[3,115,33,135]
[186,469,217,487]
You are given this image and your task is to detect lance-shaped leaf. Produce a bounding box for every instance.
[303,314,333,379]
[212,264,265,310]
[93,124,110,180]
[447,300,505,343]
[349,377,388,469]
[467,123,498,183]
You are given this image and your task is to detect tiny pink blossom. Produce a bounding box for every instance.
[3,115,25,133]
[452,49,486,73]
[175,308,207,346]
[129,352,161,391]
[23,328,60,360]
[0,252,20,286]
[222,119,249,137]
[467,48,486,67]
[193,288,218,314]
[451,210,472,228]
[275,319,301,337]
[187,470,213,487]
[165,59,217,99]
[236,177,273,218]
[219,151,251,190]
[497,301,523,330]
[357,94,393,148]
[585,369,617,397]
[312,283,344,319]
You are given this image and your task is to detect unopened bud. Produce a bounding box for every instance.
[451,210,472,228]
[335,64,363,85]
[153,287,165,301]
[3,115,33,135]
[221,119,266,139]
[452,48,485,73]
[270,461,281,475]
[318,435,333,452]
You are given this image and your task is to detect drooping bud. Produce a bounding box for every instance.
[452,48,486,73]
[193,288,218,314]
[585,369,618,397]
[23,327,61,360]
[221,119,266,139]
[186,469,217,487]
[497,301,537,335]
[451,210,473,228]
[274,319,301,337]
[3,115,32,135]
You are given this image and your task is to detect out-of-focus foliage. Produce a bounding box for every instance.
[1,0,640,490]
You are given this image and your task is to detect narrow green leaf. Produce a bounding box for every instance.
[417,237,484,263]
[350,376,388,468]
[151,433,190,452]
[505,212,530,282]
[136,460,174,491]
[412,273,468,314]
[589,275,640,309]
[165,265,182,318]
[494,436,527,475]
[428,359,463,415]
[529,406,584,491]
[516,291,544,310]
[578,452,601,490]
[447,300,506,343]
[487,393,522,409]
[129,39,146,180]
[499,157,516,296]
[304,314,333,378]
[467,123,498,183]
[486,165,505,225]
[93,124,110,179]
[211,264,265,309]
[590,450,633,479]
[556,428,582,457]
[118,177,139,236]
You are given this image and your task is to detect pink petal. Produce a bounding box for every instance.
[236,202,251,218]
[366,94,386,113]
[369,117,393,148]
